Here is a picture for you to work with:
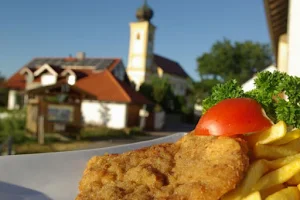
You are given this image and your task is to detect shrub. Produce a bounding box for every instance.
[127,126,147,136]
[80,126,130,140]
[80,126,147,141]
[0,109,30,144]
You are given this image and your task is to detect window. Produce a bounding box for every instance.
[67,75,76,85]
[136,33,141,40]
[41,74,57,86]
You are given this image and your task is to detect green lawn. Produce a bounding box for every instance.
[0,108,148,155]
[1,125,147,155]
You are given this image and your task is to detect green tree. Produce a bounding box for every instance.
[0,73,4,82]
[139,83,154,102]
[197,39,273,83]
[195,39,273,103]
[139,76,176,112]
[0,72,8,107]
[151,76,172,104]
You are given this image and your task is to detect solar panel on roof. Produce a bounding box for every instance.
[25,57,117,70]
[96,59,114,70]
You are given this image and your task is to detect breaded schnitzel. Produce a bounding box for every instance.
[76,132,249,200]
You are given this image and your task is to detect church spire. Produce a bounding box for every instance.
[136,0,154,22]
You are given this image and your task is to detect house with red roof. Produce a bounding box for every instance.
[4,1,190,131]
[5,53,154,130]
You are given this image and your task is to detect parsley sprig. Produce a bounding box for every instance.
[202,71,300,128]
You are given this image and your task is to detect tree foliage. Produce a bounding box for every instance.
[0,72,5,82]
[195,39,273,103]
[197,39,273,83]
[0,72,8,107]
[139,76,175,112]
[139,76,194,113]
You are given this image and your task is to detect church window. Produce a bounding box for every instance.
[136,33,141,40]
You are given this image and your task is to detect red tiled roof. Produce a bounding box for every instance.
[75,70,152,105]
[154,54,189,78]
[4,57,120,91]
[4,71,26,90]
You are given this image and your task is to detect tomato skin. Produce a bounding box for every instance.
[195,98,273,136]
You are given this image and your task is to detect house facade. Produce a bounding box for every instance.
[264,0,300,77]
[5,55,152,130]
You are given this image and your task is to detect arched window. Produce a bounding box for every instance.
[136,33,141,40]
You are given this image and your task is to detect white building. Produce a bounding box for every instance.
[264,0,300,77]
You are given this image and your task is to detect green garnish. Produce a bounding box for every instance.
[202,71,300,128]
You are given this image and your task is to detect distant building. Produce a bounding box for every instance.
[5,55,152,131]
[264,0,300,77]
[126,1,190,96]
[4,1,191,132]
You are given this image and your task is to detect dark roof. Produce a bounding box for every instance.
[48,64,64,74]
[25,57,117,70]
[264,0,288,60]
[72,69,89,79]
[154,54,189,78]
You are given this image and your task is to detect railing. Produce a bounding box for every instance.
[0,136,13,156]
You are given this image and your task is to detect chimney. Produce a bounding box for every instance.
[76,52,86,60]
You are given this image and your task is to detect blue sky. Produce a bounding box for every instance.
[0,0,270,80]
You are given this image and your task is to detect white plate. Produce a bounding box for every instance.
[0,133,186,200]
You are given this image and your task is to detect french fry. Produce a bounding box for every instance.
[242,191,261,200]
[271,129,300,145]
[287,172,300,185]
[222,160,268,200]
[252,159,300,191]
[222,124,300,200]
[254,144,298,159]
[282,137,300,151]
[260,184,285,199]
[265,187,300,200]
[246,121,287,146]
[265,153,300,170]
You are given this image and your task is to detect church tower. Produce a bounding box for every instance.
[126,0,156,90]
